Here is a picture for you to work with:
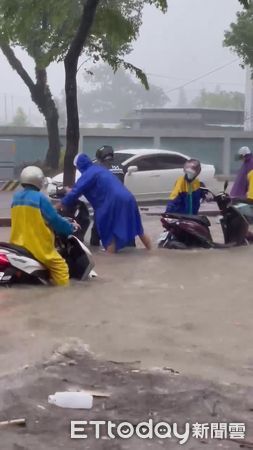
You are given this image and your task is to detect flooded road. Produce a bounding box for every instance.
[0,217,252,389]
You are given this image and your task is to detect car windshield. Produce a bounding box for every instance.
[93,153,134,165]
[114,153,135,164]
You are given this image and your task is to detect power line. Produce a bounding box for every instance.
[147,73,243,86]
[163,59,240,95]
[147,72,244,88]
[147,73,185,81]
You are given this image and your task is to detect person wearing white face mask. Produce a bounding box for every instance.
[165,159,203,215]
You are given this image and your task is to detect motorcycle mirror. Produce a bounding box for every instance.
[224,180,229,191]
[46,177,53,184]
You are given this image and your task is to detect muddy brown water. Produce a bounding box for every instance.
[0,217,252,389]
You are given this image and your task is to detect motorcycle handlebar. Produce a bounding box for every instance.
[200,186,215,197]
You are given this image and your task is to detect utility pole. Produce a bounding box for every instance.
[244,66,253,130]
[244,0,253,130]
[11,95,14,119]
[4,94,8,123]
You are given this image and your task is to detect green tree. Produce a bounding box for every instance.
[191,89,245,110]
[239,0,250,8]
[0,0,69,169]
[0,0,167,181]
[62,64,168,124]
[0,43,61,170]
[224,4,253,68]
[11,107,29,126]
[63,0,167,184]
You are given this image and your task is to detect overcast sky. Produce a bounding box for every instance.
[0,0,244,122]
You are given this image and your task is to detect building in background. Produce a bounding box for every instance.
[121,108,244,130]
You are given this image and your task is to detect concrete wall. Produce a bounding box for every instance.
[1,126,253,176]
[0,139,15,180]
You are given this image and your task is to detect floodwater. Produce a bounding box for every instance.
[0,217,252,389]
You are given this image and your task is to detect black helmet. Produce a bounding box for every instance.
[96,145,114,162]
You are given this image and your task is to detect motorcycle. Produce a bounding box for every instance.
[0,221,95,287]
[158,181,250,250]
[49,184,90,242]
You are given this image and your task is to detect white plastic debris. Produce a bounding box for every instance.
[48,391,93,409]
[37,404,46,410]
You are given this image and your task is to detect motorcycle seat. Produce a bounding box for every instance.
[163,213,211,227]
[0,242,35,259]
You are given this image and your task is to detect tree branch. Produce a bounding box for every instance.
[65,0,101,68]
[239,0,250,9]
[88,42,149,89]
[0,42,35,91]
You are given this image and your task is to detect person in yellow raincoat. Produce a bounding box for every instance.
[165,159,203,215]
[10,166,74,286]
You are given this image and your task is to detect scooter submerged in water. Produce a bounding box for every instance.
[0,219,95,286]
[49,184,90,243]
[158,181,250,249]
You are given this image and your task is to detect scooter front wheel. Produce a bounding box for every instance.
[158,237,188,250]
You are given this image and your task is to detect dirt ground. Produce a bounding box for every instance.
[0,214,253,449]
[1,340,253,450]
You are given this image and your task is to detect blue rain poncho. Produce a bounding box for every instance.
[62,154,144,250]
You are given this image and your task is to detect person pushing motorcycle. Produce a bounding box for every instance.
[60,154,151,253]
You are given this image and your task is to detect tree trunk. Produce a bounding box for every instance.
[63,0,101,186]
[35,68,61,170]
[44,107,61,170]
[64,60,79,186]
[0,43,61,171]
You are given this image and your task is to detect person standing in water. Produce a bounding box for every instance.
[61,154,151,253]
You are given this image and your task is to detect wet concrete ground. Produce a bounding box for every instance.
[0,215,252,388]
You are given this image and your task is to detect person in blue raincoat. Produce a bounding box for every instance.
[61,154,151,253]
[165,159,203,215]
[11,166,74,286]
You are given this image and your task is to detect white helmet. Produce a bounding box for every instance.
[238,146,251,157]
[20,166,45,190]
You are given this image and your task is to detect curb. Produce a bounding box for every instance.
[144,210,220,217]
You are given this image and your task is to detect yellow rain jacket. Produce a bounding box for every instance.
[247,170,253,200]
[165,176,203,215]
[10,188,73,286]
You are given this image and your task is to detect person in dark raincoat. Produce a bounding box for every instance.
[96,145,125,183]
[231,146,253,199]
[61,154,151,253]
[90,144,125,246]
